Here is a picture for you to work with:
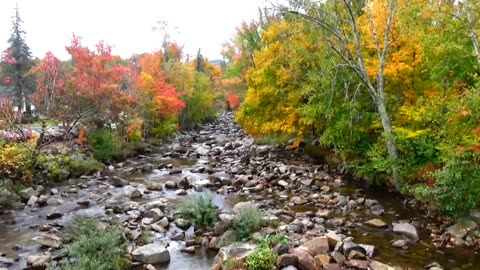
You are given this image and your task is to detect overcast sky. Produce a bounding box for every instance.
[0,0,268,61]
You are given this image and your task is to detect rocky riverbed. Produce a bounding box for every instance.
[1,112,480,270]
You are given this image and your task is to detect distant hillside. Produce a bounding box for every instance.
[210,59,225,67]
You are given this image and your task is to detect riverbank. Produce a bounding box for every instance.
[0,112,479,270]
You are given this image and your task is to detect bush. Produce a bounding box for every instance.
[90,129,136,163]
[61,217,129,270]
[233,204,263,241]
[36,154,72,182]
[245,241,277,270]
[0,141,34,185]
[152,118,178,138]
[176,192,218,230]
[413,158,480,218]
[70,158,103,177]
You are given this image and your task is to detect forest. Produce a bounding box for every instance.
[1,1,480,270]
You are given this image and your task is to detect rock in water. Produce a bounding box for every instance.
[132,244,170,264]
[393,222,418,241]
[123,186,142,198]
[32,233,63,248]
[365,218,388,228]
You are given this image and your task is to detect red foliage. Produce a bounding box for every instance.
[3,77,12,85]
[226,90,241,110]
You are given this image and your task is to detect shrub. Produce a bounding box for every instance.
[245,243,277,270]
[125,120,143,142]
[0,141,34,185]
[233,204,263,241]
[176,192,218,230]
[36,154,72,182]
[90,129,136,163]
[61,217,129,270]
[70,158,103,177]
[413,157,480,218]
[152,118,178,139]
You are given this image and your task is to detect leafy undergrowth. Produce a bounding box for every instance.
[51,217,129,270]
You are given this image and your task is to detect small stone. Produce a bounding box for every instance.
[46,198,62,205]
[46,212,63,220]
[77,200,90,207]
[27,196,38,207]
[392,239,407,248]
[365,218,387,228]
[369,260,396,270]
[370,205,385,216]
[345,259,368,269]
[169,168,183,175]
[165,181,177,189]
[181,246,195,253]
[175,189,187,195]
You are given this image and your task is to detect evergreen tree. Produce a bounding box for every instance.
[1,5,35,117]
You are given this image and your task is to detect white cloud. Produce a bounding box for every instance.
[0,0,267,60]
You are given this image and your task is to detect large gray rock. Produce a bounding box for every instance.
[217,230,237,249]
[447,219,478,238]
[32,233,63,248]
[393,222,418,241]
[132,244,170,264]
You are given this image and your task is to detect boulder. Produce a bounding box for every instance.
[132,244,170,264]
[289,248,320,270]
[165,181,177,189]
[302,236,329,256]
[32,233,63,248]
[393,222,418,241]
[27,195,38,207]
[196,146,210,156]
[123,186,142,198]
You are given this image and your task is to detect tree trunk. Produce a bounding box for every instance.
[375,95,400,191]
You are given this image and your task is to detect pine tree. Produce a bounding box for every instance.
[2,5,35,117]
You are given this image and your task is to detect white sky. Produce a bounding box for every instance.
[0,0,268,61]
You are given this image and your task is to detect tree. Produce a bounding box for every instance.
[1,5,35,118]
[286,0,402,190]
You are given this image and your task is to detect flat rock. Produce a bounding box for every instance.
[369,260,396,270]
[365,218,387,228]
